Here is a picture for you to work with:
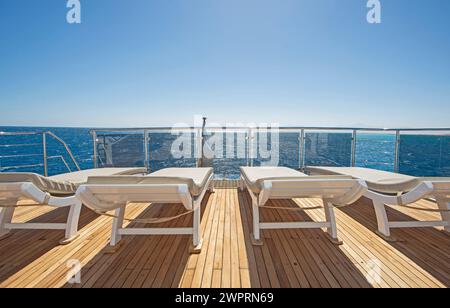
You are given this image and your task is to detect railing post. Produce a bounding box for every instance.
[248,128,254,166]
[144,130,150,173]
[299,129,305,170]
[42,132,48,177]
[92,131,98,169]
[196,128,203,167]
[394,130,401,173]
[46,131,81,171]
[351,130,357,167]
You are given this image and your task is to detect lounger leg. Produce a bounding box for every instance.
[110,205,126,247]
[0,207,15,240]
[208,180,215,193]
[251,195,263,246]
[436,199,450,234]
[372,200,396,242]
[323,199,342,245]
[239,178,245,191]
[191,202,203,254]
[60,200,82,245]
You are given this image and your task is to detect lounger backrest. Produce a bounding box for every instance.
[306,166,422,193]
[87,175,200,196]
[0,173,77,195]
[263,177,365,202]
[249,175,353,194]
[76,182,195,211]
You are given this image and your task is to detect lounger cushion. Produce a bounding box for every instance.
[240,167,300,194]
[149,167,213,196]
[0,167,147,195]
[240,167,355,194]
[87,167,213,197]
[306,167,422,193]
[49,168,147,184]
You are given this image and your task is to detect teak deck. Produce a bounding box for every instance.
[0,180,448,288]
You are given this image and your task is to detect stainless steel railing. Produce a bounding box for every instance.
[0,131,81,176]
[1,126,448,178]
[90,126,450,175]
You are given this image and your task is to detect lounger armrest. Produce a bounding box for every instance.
[0,182,48,204]
[0,182,81,208]
[331,179,368,206]
[366,182,435,206]
[402,182,435,204]
[76,185,104,211]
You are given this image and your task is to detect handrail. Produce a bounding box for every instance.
[90,126,450,175]
[0,164,44,172]
[0,154,42,158]
[47,155,73,173]
[0,132,43,136]
[45,131,81,172]
[89,127,450,133]
[0,131,81,176]
[0,143,41,148]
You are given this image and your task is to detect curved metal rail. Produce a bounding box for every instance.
[0,131,81,176]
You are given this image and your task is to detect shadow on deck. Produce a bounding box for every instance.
[0,181,448,288]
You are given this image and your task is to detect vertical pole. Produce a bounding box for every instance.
[301,129,307,169]
[144,130,150,173]
[196,128,202,167]
[200,117,207,168]
[92,131,98,169]
[248,128,254,167]
[351,130,357,167]
[299,129,305,170]
[394,130,401,173]
[246,129,250,166]
[42,132,48,177]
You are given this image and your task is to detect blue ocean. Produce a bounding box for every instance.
[0,127,449,179]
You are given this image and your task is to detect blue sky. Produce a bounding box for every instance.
[0,0,449,128]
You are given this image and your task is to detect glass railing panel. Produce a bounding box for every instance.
[304,131,352,167]
[0,131,44,174]
[149,131,197,172]
[203,130,248,179]
[399,131,450,177]
[279,132,301,168]
[95,131,146,168]
[355,132,396,172]
[252,131,300,169]
[46,127,93,173]
[86,127,450,179]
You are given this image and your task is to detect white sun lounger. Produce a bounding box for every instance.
[307,166,450,241]
[239,167,367,245]
[75,167,214,253]
[0,168,147,244]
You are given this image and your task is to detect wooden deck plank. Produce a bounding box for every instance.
[196,187,223,288]
[229,188,242,288]
[0,180,448,288]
